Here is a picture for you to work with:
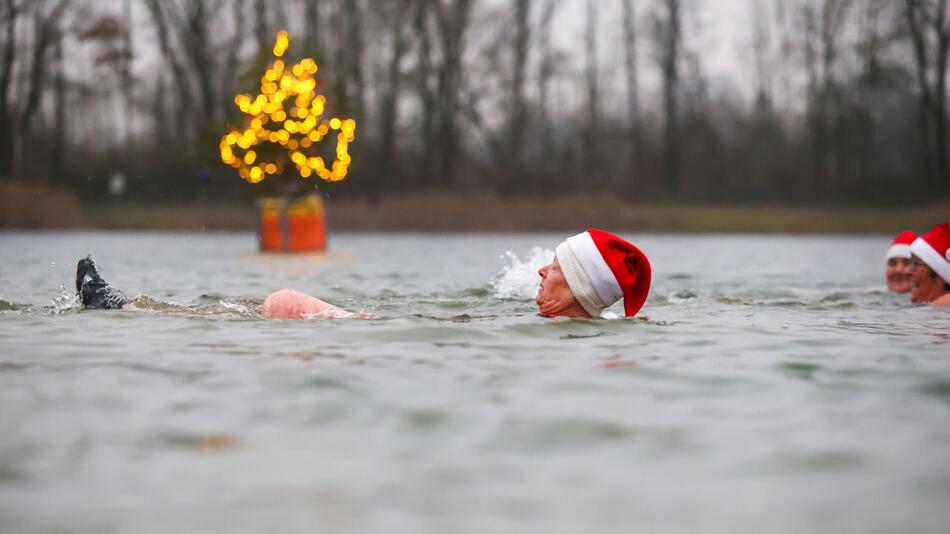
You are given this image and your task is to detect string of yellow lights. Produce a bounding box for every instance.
[220,30,356,184]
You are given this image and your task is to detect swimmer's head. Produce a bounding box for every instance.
[886,231,916,293]
[909,223,950,304]
[536,257,588,318]
[537,230,651,319]
[910,255,950,303]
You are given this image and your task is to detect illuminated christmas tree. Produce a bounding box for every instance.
[220,31,356,184]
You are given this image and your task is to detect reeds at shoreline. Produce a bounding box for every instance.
[1,183,946,233]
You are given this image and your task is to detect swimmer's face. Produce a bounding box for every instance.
[536,257,580,317]
[910,256,948,303]
[886,257,913,293]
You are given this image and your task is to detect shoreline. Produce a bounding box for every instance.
[2,187,947,234]
[77,195,950,234]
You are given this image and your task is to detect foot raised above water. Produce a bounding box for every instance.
[75,255,131,310]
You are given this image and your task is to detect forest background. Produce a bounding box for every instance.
[1,0,948,231]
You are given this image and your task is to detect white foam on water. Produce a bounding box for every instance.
[491,247,554,300]
[219,300,253,315]
[301,309,360,320]
[49,285,81,314]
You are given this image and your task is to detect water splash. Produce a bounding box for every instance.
[218,299,255,316]
[49,284,81,314]
[491,247,553,300]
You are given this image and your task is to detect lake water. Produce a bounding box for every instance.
[1,231,948,534]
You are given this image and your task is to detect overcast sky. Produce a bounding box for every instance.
[108,0,763,119]
[119,0,756,84]
[552,0,755,94]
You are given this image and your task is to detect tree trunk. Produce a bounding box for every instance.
[434,0,473,188]
[145,0,197,137]
[184,0,217,128]
[0,0,19,177]
[50,9,65,183]
[122,0,134,153]
[254,0,270,54]
[905,0,936,184]
[378,1,411,190]
[537,0,558,168]
[304,0,323,61]
[222,0,245,122]
[20,1,68,180]
[152,72,168,147]
[621,0,641,187]
[344,0,365,116]
[932,0,949,187]
[509,0,531,174]
[414,0,436,188]
[583,0,599,184]
[657,0,681,197]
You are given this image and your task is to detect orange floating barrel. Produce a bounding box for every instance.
[256,195,326,253]
[258,198,285,252]
[287,195,326,252]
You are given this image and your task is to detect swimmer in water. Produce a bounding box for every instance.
[885,230,916,293]
[264,229,652,319]
[535,229,651,318]
[76,228,652,319]
[74,255,350,318]
[908,222,950,305]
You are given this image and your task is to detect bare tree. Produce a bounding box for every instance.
[748,0,773,113]
[50,6,66,181]
[536,0,560,166]
[145,0,229,139]
[182,1,218,127]
[377,0,413,189]
[414,0,437,187]
[341,0,366,115]
[621,0,642,182]
[0,0,22,176]
[121,0,133,150]
[433,0,474,187]
[18,0,69,179]
[508,0,532,173]
[303,0,324,61]
[797,0,852,193]
[652,0,683,196]
[904,0,950,187]
[583,0,600,181]
[856,0,890,84]
[771,0,795,114]
[151,72,168,146]
[145,0,196,135]
[221,0,246,122]
[254,0,271,54]
[0,0,945,205]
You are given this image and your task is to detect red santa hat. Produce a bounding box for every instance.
[554,229,652,318]
[910,222,950,284]
[886,230,917,260]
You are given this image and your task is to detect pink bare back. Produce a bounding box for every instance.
[261,289,350,320]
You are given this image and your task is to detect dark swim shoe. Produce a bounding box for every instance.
[76,256,130,310]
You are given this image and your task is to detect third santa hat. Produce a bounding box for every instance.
[910,222,950,284]
[887,230,917,260]
[555,229,652,318]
